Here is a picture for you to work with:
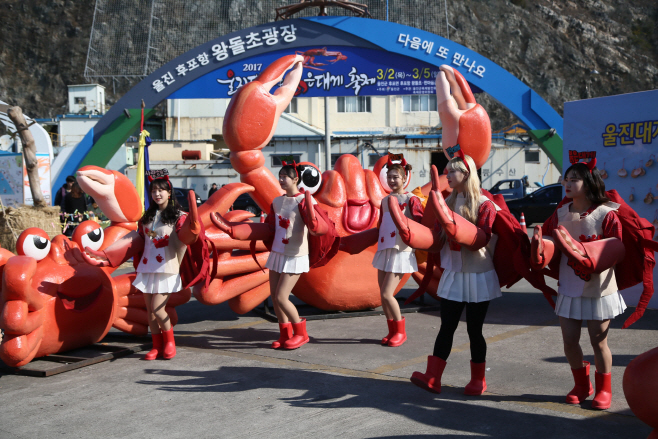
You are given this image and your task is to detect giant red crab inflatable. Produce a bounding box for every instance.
[192,56,492,313]
[0,169,190,367]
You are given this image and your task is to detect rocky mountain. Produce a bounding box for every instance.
[1,0,656,130]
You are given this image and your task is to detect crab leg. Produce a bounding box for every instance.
[194,270,269,306]
[228,282,271,315]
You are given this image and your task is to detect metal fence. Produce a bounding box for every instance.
[84,0,448,83]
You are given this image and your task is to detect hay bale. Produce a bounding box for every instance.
[0,205,61,253]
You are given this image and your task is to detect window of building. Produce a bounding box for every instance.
[337,96,371,113]
[74,97,86,105]
[271,154,302,167]
[284,97,298,114]
[525,150,540,163]
[331,153,359,167]
[369,154,382,167]
[402,95,437,112]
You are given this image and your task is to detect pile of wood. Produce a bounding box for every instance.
[0,205,61,253]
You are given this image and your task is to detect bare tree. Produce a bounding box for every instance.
[7,106,46,207]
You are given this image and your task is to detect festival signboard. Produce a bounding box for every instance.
[564,89,658,307]
[0,153,24,207]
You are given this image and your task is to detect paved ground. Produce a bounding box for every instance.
[1,272,655,438]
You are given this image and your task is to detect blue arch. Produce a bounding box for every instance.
[54,16,563,192]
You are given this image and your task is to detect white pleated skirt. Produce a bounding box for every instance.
[265,251,310,274]
[555,291,627,321]
[372,248,418,273]
[133,272,182,294]
[436,268,502,303]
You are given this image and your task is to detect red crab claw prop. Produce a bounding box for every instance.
[210,212,272,241]
[338,229,379,255]
[429,185,488,251]
[436,65,491,169]
[552,225,626,274]
[224,54,304,209]
[304,190,329,236]
[178,190,201,245]
[530,225,555,271]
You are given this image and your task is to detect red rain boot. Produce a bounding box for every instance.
[464,361,487,395]
[410,356,447,394]
[271,322,293,349]
[387,317,407,347]
[566,361,594,404]
[592,371,612,410]
[283,319,309,350]
[161,327,177,360]
[143,332,163,361]
[381,319,395,345]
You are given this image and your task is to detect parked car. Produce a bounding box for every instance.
[505,183,563,226]
[232,193,261,216]
[174,188,202,212]
[488,176,539,200]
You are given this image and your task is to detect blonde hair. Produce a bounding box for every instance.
[444,155,481,224]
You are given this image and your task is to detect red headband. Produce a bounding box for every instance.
[445,144,470,173]
[386,155,408,168]
[568,151,596,173]
[282,160,298,178]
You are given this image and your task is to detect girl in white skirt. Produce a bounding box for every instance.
[373,156,423,347]
[411,152,501,395]
[532,158,625,410]
[84,171,201,360]
[212,162,337,350]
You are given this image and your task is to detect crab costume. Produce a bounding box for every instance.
[82,169,202,360]
[530,154,657,411]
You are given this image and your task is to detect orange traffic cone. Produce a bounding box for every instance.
[519,212,527,234]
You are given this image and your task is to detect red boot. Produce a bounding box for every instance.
[592,371,612,410]
[283,319,309,349]
[387,317,407,347]
[464,361,487,395]
[271,322,293,349]
[566,361,594,404]
[161,327,176,360]
[143,333,163,361]
[381,319,395,345]
[410,356,447,394]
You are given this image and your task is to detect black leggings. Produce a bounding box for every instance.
[433,299,490,363]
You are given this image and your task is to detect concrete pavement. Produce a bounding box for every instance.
[0,274,655,438]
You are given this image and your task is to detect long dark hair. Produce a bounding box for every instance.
[141,178,180,226]
[279,164,302,185]
[564,162,609,206]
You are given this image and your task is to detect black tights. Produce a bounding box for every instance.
[433,299,490,363]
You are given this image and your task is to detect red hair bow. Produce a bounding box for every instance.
[281,160,299,178]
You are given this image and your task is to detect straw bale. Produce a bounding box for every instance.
[0,205,61,254]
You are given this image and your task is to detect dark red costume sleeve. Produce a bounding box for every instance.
[408,196,424,223]
[476,200,496,245]
[602,211,622,239]
[297,199,340,268]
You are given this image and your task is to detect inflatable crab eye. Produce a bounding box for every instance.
[72,220,105,252]
[298,164,323,194]
[16,227,51,261]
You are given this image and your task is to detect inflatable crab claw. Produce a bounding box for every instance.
[339,228,379,255]
[530,225,555,271]
[224,55,303,209]
[429,187,488,250]
[304,190,328,236]
[210,211,272,242]
[178,190,201,245]
[436,65,491,169]
[388,196,438,251]
[552,226,626,274]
